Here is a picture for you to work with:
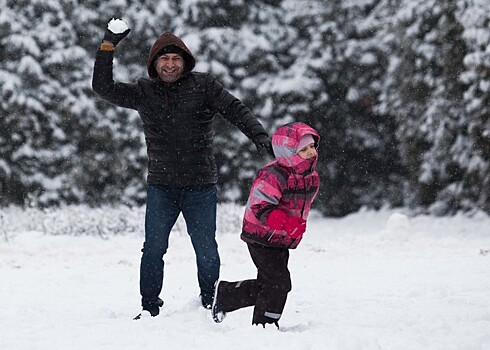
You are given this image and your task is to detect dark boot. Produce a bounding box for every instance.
[134,297,164,320]
[252,309,281,329]
[211,280,226,323]
[200,294,212,309]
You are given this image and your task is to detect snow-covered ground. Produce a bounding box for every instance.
[1,204,490,350]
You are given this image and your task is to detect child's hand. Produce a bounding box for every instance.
[286,217,306,239]
[267,210,306,238]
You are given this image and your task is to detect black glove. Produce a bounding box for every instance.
[102,19,131,46]
[254,134,274,158]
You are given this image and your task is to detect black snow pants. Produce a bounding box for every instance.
[218,243,291,325]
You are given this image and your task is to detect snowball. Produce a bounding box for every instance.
[107,18,129,34]
[385,213,410,233]
[378,212,411,242]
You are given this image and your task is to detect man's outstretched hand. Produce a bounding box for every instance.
[254,134,274,158]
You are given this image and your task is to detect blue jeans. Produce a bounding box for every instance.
[140,184,220,307]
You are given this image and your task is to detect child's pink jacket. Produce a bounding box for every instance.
[241,122,320,249]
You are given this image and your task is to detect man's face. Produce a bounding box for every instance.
[154,53,185,83]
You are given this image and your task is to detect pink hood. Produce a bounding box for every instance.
[272,122,320,173]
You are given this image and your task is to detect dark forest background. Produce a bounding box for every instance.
[1,0,489,216]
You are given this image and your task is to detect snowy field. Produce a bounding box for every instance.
[1,204,490,350]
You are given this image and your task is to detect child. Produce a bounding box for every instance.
[211,122,320,328]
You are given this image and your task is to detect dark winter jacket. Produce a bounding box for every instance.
[92,32,268,187]
[241,123,320,249]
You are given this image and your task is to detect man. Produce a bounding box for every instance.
[92,19,273,319]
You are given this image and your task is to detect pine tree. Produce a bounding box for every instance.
[455,0,490,213]
[378,0,482,214]
[0,0,82,206]
[0,0,149,207]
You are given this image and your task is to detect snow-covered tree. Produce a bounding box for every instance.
[378,0,489,214]
[457,0,490,213]
[0,0,82,206]
[0,0,148,207]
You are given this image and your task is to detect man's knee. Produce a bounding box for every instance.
[141,242,167,258]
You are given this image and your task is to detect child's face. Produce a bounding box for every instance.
[297,143,317,160]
